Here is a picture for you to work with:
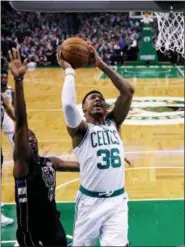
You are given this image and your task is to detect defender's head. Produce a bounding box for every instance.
[13,129,39,155]
[82,90,107,120]
[28,129,38,155]
[1,69,8,92]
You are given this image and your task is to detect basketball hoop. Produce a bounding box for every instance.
[154,11,184,58]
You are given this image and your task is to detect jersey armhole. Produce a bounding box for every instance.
[106,118,116,127]
[106,118,121,134]
[73,124,90,153]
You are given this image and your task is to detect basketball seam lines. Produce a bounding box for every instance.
[62,47,89,68]
[62,48,89,58]
[62,43,89,49]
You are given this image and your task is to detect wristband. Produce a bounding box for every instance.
[14,76,24,82]
[65,68,75,76]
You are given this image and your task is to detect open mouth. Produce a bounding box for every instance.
[94,103,102,109]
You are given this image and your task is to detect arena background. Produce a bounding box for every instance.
[1,1,184,246]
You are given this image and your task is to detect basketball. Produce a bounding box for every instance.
[61,37,90,68]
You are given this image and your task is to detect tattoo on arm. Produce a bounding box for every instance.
[99,62,134,125]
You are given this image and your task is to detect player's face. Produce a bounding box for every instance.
[28,130,38,155]
[1,73,8,92]
[84,93,107,118]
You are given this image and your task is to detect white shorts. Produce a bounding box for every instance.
[2,112,14,133]
[73,191,129,246]
[2,112,15,147]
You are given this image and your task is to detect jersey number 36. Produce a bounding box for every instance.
[97,148,122,169]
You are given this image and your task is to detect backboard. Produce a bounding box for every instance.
[9,1,185,12]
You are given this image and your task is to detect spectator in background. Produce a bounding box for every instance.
[27,56,37,69]
[2,3,183,66]
[37,45,48,66]
[127,34,138,61]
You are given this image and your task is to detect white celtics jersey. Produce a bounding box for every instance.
[73,119,125,192]
[5,86,13,104]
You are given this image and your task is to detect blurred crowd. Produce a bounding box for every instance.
[1,2,184,66]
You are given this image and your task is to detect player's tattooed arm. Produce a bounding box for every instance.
[48,157,80,172]
[88,44,134,128]
[2,92,15,121]
[8,48,30,179]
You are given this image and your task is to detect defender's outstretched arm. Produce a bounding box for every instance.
[8,48,30,179]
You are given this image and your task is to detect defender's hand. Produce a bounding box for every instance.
[8,48,28,77]
[87,44,103,68]
[56,46,72,70]
[124,157,132,166]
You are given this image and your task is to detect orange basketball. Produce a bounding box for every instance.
[61,37,90,68]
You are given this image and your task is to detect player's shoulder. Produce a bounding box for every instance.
[6,85,14,92]
[39,156,54,167]
[105,115,120,131]
[1,92,8,103]
[105,117,116,126]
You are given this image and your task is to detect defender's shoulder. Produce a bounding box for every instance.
[40,156,53,167]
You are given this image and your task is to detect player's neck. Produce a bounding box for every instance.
[32,152,40,162]
[85,115,105,125]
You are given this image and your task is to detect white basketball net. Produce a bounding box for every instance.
[154,12,185,58]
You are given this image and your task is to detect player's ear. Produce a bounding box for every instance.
[82,105,86,113]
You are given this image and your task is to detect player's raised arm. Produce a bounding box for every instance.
[88,45,134,128]
[8,48,30,179]
[57,47,87,147]
[1,92,15,121]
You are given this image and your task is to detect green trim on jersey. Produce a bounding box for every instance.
[79,185,124,198]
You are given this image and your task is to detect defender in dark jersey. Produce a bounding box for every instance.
[8,48,79,246]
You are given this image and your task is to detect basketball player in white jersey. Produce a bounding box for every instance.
[1,92,15,226]
[1,69,15,148]
[58,44,134,246]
